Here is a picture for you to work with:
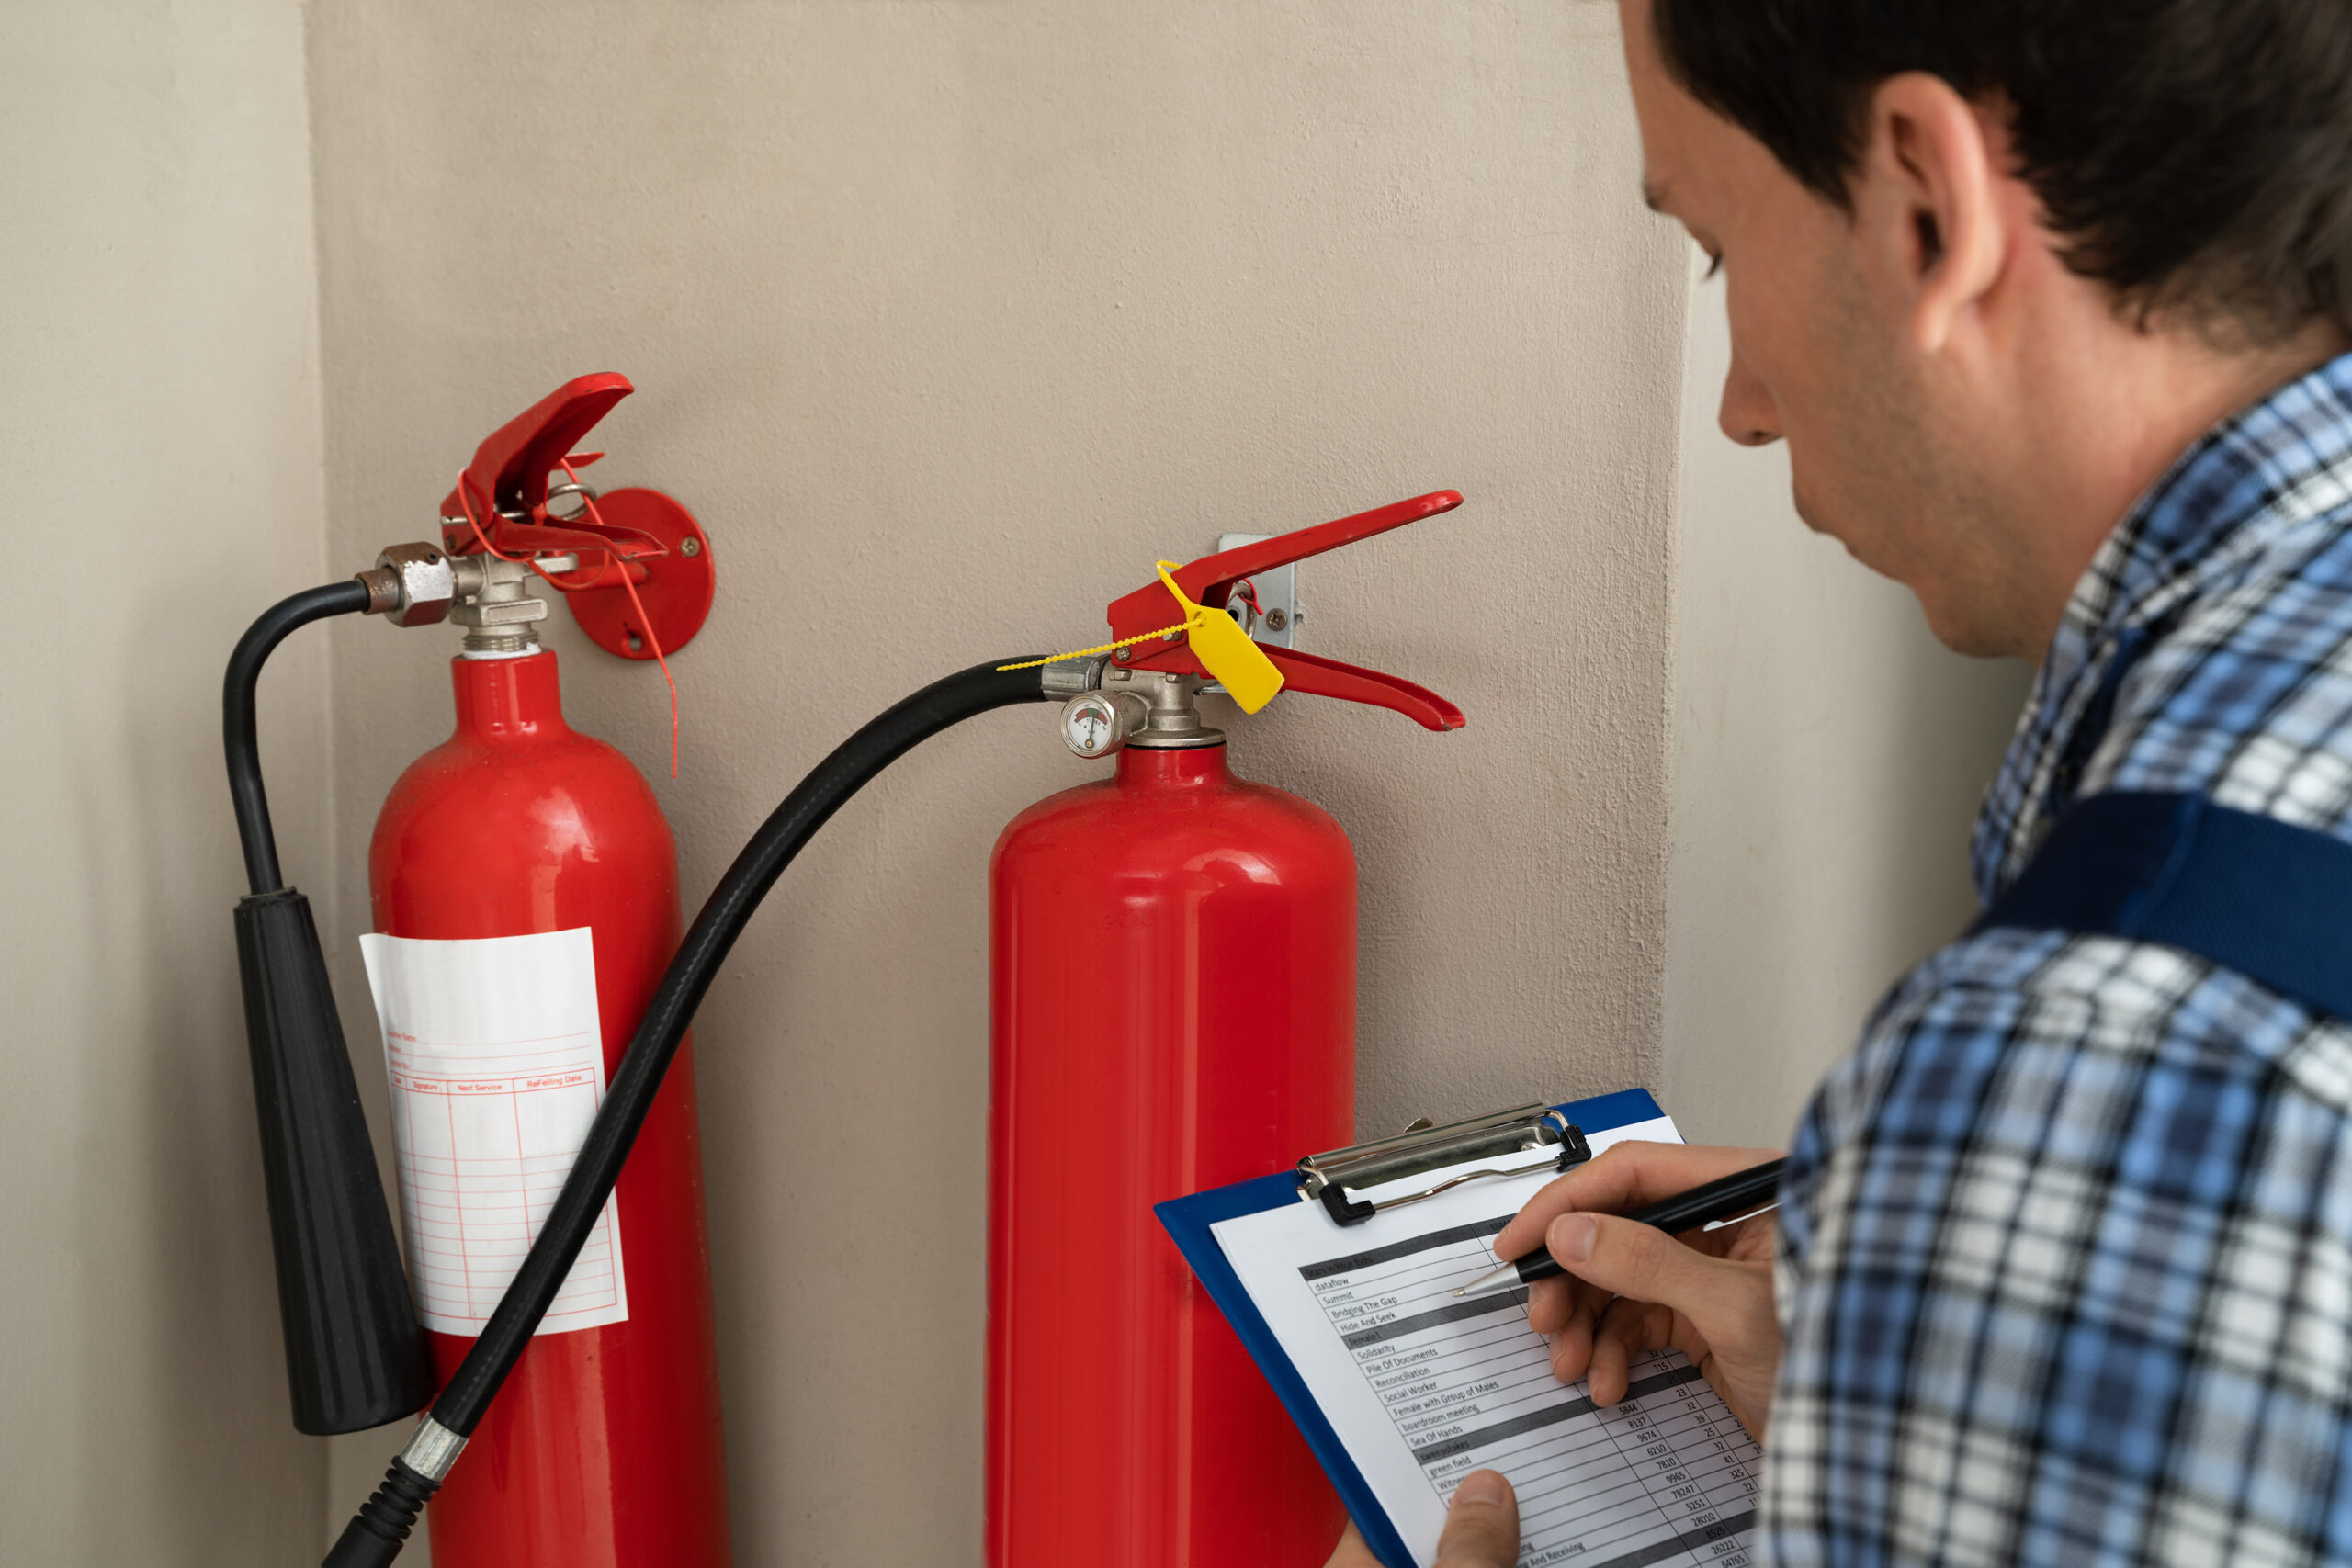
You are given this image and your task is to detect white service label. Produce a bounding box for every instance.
[359,928,629,1337]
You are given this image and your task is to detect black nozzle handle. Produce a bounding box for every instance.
[323,1456,442,1567]
[238,887,432,1433]
[226,581,428,1432]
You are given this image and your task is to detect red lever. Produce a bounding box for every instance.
[430,375,720,666]
[437,373,663,560]
[1105,490,1465,731]
[447,371,628,516]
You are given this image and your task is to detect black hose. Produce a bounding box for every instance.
[329,656,1049,1567]
[227,581,373,894]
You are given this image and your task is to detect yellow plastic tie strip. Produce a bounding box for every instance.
[999,561,1287,715]
[1154,560,1285,712]
[995,623,1188,671]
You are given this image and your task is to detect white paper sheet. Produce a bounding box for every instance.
[1215,1115,1760,1568]
[359,928,629,1337]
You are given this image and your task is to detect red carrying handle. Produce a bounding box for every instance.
[1261,646,1464,731]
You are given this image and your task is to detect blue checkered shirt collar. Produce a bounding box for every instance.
[1972,352,2352,900]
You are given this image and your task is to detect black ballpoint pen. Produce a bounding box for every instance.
[1452,1158,1786,1298]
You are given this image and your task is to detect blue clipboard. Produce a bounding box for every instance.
[1153,1088,1667,1568]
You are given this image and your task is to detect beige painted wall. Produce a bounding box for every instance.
[0,1,335,1561]
[0,2,2031,1560]
[305,1,1687,1559]
[1658,273,2030,1148]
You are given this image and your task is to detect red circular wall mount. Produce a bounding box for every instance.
[562,487,717,660]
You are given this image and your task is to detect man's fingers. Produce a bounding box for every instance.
[1529,1272,1610,1336]
[1545,1212,1750,1341]
[1547,1281,1604,1383]
[1494,1143,1780,1262]
[1433,1471,1520,1568]
[1495,1145,1663,1262]
[1321,1521,1379,1568]
[1589,1294,1676,1403]
[1329,1472,1521,1568]
[1526,1273,1573,1334]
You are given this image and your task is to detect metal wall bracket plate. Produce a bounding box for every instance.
[562,487,716,660]
[1201,531,1295,696]
[1215,531,1297,646]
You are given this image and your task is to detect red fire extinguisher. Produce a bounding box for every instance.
[363,377,729,1568]
[220,374,730,1566]
[989,493,1466,1566]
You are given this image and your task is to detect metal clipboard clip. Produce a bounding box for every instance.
[1296,1103,1592,1227]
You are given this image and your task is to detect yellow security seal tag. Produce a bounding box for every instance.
[1156,560,1285,714]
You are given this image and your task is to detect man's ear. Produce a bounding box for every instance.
[1858,73,2007,354]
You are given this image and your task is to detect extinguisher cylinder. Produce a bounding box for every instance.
[327,652,1053,1568]
[233,887,433,1433]
[421,655,1054,1437]
[989,740,1357,1565]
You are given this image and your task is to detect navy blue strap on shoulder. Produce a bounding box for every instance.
[1977,791,2352,1023]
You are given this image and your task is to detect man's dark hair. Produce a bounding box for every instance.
[1650,0,2352,344]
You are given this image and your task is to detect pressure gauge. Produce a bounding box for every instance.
[1061,692,1143,760]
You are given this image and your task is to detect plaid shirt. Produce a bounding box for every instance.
[1765,353,2352,1567]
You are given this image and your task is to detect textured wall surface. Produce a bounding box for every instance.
[0,2,334,1561]
[1659,276,2030,1148]
[0,4,2031,1561]
[304,1,1685,1559]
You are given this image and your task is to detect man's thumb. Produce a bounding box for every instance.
[1549,1212,1734,1317]
[1434,1470,1519,1568]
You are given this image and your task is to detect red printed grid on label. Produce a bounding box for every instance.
[360,928,628,1336]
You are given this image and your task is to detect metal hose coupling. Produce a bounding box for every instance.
[322,1418,467,1568]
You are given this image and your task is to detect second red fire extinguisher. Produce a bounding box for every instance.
[989,493,1467,1566]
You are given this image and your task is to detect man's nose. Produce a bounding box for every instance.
[1718,345,1783,447]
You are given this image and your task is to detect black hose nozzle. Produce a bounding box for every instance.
[236,889,434,1433]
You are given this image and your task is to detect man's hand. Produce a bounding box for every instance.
[1323,1471,1519,1568]
[1493,1141,1782,1440]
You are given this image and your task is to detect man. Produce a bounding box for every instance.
[1332,0,2352,1562]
